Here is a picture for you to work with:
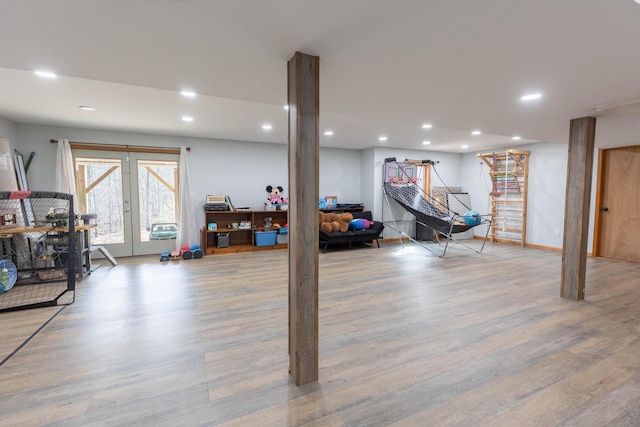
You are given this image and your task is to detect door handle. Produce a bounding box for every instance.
[601,207,609,212]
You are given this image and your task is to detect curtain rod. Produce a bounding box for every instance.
[49,139,191,152]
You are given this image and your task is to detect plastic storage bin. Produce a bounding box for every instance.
[276,228,288,244]
[254,230,277,246]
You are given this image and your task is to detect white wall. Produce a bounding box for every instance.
[359,148,376,218]
[8,119,606,252]
[527,142,571,248]
[587,148,599,253]
[0,116,18,148]
[0,117,19,191]
[319,148,362,207]
[14,123,362,226]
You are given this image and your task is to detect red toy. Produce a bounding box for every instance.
[180,245,193,260]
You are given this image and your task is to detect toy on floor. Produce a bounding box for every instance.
[170,250,180,260]
[160,251,170,262]
[180,245,193,260]
[190,244,204,259]
[0,259,17,293]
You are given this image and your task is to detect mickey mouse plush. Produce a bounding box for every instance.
[266,185,288,205]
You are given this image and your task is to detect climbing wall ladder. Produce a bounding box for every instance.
[477,149,530,246]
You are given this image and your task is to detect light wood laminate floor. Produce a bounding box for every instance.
[1,241,639,426]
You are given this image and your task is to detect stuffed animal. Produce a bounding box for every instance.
[318,211,353,233]
[266,185,288,205]
[318,211,336,232]
[348,218,374,230]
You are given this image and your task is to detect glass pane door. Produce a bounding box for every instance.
[132,153,179,255]
[74,151,133,257]
[73,149,179,258]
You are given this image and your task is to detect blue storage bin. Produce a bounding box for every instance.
[255,230,277,246]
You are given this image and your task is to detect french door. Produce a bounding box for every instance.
[73,149,179,257]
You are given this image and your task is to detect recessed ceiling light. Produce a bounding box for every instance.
[35,70,57,79]
[262,123,273,130]
[324,130,334,136]
[284,105,289,111]
[378,136,388,142]
[422,123,433,129]
[181,90,196,97]
[635,0,640,4]
[422,140,431,145]
[461,145,469,149]
[79,106,96,111]
[521,93,542,101]
[471,130,482,135]
[182,116,194,122]
[512,135,521,140]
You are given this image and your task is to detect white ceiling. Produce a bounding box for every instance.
[1,0,640,153]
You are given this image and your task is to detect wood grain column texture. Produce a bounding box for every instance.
[561,116,596,301]
[287,52,320,385]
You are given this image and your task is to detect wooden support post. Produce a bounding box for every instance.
[561,116,596,301]
[287,52,319,385]
[76,164,87,214]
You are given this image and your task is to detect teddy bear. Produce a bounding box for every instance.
[266,185,288,205]
[318,211,337,233]
[318,211,353,233]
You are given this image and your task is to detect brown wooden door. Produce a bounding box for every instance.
[598,146,640,262]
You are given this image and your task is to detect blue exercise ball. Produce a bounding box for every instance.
[463,210,481,226]
[0,259,17,294]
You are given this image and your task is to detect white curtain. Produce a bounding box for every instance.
[0,137,18,191]
[55,138,79,213]
[176,146,199,250]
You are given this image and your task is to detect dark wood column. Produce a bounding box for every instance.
[287,52,319,385]
[561,116,596,301]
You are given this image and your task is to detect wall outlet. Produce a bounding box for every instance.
[554,228,560,236]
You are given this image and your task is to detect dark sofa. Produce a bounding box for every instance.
[319,210,384,253]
